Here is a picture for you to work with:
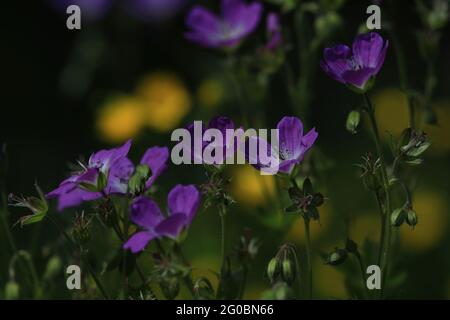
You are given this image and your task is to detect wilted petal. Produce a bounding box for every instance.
[155,213,188,239]
[130,196,164,229]
[168,184,200,222]
[277,117,303,161]
[140,146,169,189]
[123,231,156,253]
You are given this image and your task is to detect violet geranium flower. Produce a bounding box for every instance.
[187,116,237,166]
[245,117,318,175]
[123,185,201,253]
[320,32,389,92]
[185,0,263,49]
[47,140,133,211]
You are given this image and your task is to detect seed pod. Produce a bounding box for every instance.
[391,208,406,227]
[281,259,295,284]
[406,209,418,228]
[267,258,280,283]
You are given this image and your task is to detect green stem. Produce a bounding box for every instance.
[363,93,392,298]
[47,215,110,300]
[303,217,312,299]
[219,205,226,265]
[354,252,370,299]
[0,193,17,255]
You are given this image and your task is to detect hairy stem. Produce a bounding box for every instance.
[364,93,392,298]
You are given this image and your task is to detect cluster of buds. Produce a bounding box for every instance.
[266,243,298,285]
[127,164,151,196]
[356,153,382,191]
[285,178,324,220]
[391,205,418,228]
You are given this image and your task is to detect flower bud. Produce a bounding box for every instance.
[346,110,361,134]
[267,257,281,283]
[43,256,62,281]
[281,259,296,284]
[406,209,418,228]
[128,164,151,195]
[4,280,19,300]
[9,184,48,226]
[390,208,406,227]
[326,248,347,266]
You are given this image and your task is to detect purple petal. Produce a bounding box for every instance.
[130,196,164,229]
[155,213,188,239]
[56,188,102,211]
[185,6,222,48]
[123,231,156,253]
[88,140,132,175]
[140,146,169,189]
[277,117,303,161]
[167,184,200,223]
[278,159,298,174]
[301,127,319,151]
[342,67,375,89]
[222,0,263,39]
[320,45,352,83]
[352,32,385,70]
[75,168,99,186]
[374,40,389,74]
[105,157,135,194]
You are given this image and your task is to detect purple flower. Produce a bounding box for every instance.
[187,116,237,166]
[245,117,318,175]
[185,0,263,49]
[50,0,112,21]
[123,185,201,253]
[320,32,389,91]
[47,140,133,211]
[265,12,282,51]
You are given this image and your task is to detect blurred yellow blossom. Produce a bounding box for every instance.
[400,190,448,252]
[313,257,347,298]
[423,102,450,154]
[349,212,381,244]
[231,165,275,207]
[196,78,225,109]
[96,95,144,143]
[136,72,191,132]
[373,88,409,140]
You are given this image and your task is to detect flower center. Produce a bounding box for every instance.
[348,57,362,71]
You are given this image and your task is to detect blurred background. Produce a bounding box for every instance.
[0,0,449,299]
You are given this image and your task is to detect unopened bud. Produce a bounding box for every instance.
[326,248,347,266]
[128,164,151,195]
[281,259,296,284]
[346,110,361,134]
[267,258,280,283]
[406,209,418,228]
[391,208,406,227]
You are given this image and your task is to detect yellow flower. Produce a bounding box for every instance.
[196,78,225,109]
[400,190,448,252]
[373,88,409,140]
[231,165,275,207]
[96,95,144,143]
[136,72,191,132]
